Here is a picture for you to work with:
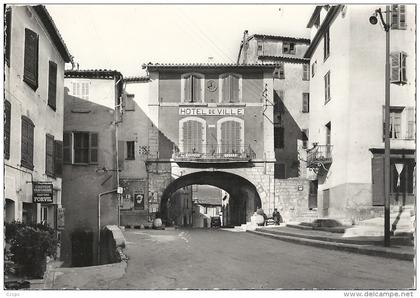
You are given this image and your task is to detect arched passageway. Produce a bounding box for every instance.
[160,171,262,227]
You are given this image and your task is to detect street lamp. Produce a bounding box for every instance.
[370,6,391,247]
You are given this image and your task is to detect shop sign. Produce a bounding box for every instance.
[33,182,53,203]
[179,107,244,116]
[57,208,65,230]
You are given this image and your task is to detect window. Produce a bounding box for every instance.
[72,82,90,100]
[126,141,135,160]
[180,118,205,153]
[219,119,243,154]
[220,73,241,103]
[302,129,309,149]
[73,132,98,164]
[4,100,11,160]
[283,42,296,55]
[23,28,39,90]
[48,61,57,110]
[124,94,135,111]
[311,61,317,77]
[390,52,407,85]
[324,71,331,103]
[391,5,406,30]
[323,28,330,61]
[383,107,414,140]
[274,163,286,179]
[273,63,285,79]
[302,64,310,81]
[302,93,309,113]
[257,41,263,55]
[183,73,204,103]
[54,140,63,177]
[308,180,318,209]
[21,116,34,170]
[5,8,11,66]
[46,134,54,177]
[274,125,284,149]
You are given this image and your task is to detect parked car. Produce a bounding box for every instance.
[210,216,221,228]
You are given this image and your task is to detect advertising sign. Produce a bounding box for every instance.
[33,183,53,203]
[57,208,65,230]
[134,193,145,210]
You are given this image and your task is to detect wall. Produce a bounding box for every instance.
[61,78,118,265]
[4,6,65,224]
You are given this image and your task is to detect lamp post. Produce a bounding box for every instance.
[370,6,391,247]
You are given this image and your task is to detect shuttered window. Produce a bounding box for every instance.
[89,133,98,164]
[221,74,240,102]
[48,61,57,110]
[391,5,407,30]
[390,52,407,85]
[406,107,415,139]
[4,100,11,160]
[323,28,330,60]
[46,134,54,177]
[182,120,204,153]
[324,71,331,103]
[220,120,241,154]
[283,42,295,55]
[126,141,135,160]
[21,116,34,170]
[184,74,202,103]
[302,93,309,113]
[302,64,310,81]
[63,132,72,163]
[383,107,414,140]
[274,163,286,179]
[54,140,63,177]
[5,8,11,66]
[274,125,284,149]
[72,132,98,164]
[72,82,89,100]
[23,28,39,90]
[273,63,285,79]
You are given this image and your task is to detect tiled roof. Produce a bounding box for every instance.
[143,62,281,70]
[249,34,310,44]
[65,69,123,79]
[124,76,150,83]
[33,5,72,63]
[258,55,310,64]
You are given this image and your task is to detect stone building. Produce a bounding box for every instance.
[4,5,71,229]
[304,5,415,227]
[61,69,123,265]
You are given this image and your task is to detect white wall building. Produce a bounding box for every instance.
[4,5,71,227]
[304,5,415,224]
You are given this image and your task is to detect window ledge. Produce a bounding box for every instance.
[179,102,208,107]
[20,162,34,171]
[216,103,246,107]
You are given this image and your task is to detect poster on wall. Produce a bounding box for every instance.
[57,208,65,230]
[134,193,144,210]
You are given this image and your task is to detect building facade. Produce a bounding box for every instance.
[4,5,71,230]
[61,69,123,265]
[305,5,415,225]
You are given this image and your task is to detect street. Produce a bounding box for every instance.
[107,228,415,289]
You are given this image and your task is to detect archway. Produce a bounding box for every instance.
[160,171,262,227]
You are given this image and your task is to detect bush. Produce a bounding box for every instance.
[5,221,57,278]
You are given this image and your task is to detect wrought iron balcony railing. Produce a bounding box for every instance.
[172,143,256,162]
[307,144,333,166]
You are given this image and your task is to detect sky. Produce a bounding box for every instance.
[47,4,315,77]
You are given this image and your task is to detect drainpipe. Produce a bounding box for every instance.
[97,189,118,264]
[114,74,123,227]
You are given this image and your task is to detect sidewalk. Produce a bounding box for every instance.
[247,225,415,261]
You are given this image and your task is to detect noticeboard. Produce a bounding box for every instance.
[33,183,53,203]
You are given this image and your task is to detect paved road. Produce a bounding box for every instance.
[108,228,414,290]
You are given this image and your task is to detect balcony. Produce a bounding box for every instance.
[172,143,256,163]
[307,144,333,168]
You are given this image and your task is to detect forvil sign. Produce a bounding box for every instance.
[179,107,244,116]
[33,182,53,203]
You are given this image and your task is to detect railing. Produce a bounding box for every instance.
[307,144,333,165]
[172,143,256,162]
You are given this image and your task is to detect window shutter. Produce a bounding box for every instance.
[302,93,309,113]
[302,64,309,81]
[63,132,72,163]
[399,5,406,29]
[45,134,55,177]
[23,28,39,90]
[192,75,201,102]
[222,75,230,102]
[274,125,284,149]
[5,8,11,66]
[400,52,407,83]
[372,156,385,206]
[54,140,63,177]
[390,52,400,83]
[89,133,98,164]
[391,5,399,29]
[21,117,34,170]
[230,75,240,103]
[4,100,11,160]
[279,63,285,79]
[48,61,57,110]
[406,107,415,139]
[184,76,192,102]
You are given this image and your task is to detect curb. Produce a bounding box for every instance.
[247,230,414,261]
